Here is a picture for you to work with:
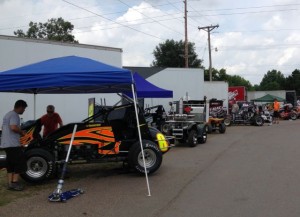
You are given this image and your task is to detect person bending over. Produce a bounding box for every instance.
[41,105,63,137]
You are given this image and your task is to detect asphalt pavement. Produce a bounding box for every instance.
[1,120,300,217]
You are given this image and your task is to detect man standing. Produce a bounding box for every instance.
[41,105,63,137]
[273,98,280,124]
[1,100,28,191]
[231,100,239,122]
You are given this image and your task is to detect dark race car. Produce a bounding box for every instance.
[0,102,170,183]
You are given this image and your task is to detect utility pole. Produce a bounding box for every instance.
[184,0,188,68]
[198,24,219,81]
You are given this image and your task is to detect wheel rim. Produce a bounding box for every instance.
[256,117,263,125]
[26,156,48,178]
[224,119,231,126]
[138,149,157,168]
[193,133,197,144]
[162,124,169,134]
[291,114,297,120]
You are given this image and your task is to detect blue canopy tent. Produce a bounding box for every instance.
[0,56,133,94]
[0,55,152,195]
[124,72,173,98]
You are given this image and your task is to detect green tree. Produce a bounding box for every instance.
[259,69,285,90]
[227,75,252,90]
[204,68,253,90]
[204,68,228,81]
[14,17,78,43]
[284,69,300,96]
[253,84,261,91]
[151,39,203,67]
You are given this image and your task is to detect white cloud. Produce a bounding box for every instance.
[278,48,297,66]
[263,15,283,29]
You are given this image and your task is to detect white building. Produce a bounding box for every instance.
[247,90,296,105]
[125,67,229,113]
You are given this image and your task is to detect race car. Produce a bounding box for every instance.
[0,102,170,183]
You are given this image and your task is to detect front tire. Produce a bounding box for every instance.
[21,148,56,183]
[188,130,198,147]
[219,123,226,133]
[128,140,162,174]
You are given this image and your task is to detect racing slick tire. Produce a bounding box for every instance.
[218,123,226,134]
[128,140,162,174]
[21,148,56,183]
[254,116,264,126]
[187,129,198,147]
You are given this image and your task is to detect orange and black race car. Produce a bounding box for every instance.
[0,103,170,183]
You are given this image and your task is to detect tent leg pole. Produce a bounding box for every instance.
[131,84,151,196]
[34,94,36,120]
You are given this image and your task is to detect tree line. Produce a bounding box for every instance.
[152,39,300,96]
[14,18,300,96]
[203,68,300,96]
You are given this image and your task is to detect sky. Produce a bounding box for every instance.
[0,0,300,85]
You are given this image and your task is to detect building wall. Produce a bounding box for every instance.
[247,90,286,101]
[248,90,297,106]
[0,35,123,71]
[0,35,123,125]
[143,68,228,113]
[204,81,229,111]
[144,68,204,112]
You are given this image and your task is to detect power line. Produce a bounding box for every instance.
[74,16,183,34]
[116,0,183,36]
[216,44,300,51]
[162,0,202,28]
[61,0,165,41]
[217,28,300,34]
[198,24,219,81]
[193,3,300,12]
[189,8,299,17]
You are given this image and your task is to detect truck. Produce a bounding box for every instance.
[162,98,207,147]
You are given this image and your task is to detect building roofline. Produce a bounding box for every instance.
[0,34,122,52]
[124,66,166,78]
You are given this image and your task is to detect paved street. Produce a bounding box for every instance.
[1,120,300,217]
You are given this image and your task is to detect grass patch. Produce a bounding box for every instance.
[0,162,125,207]
[0,169,56,206]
